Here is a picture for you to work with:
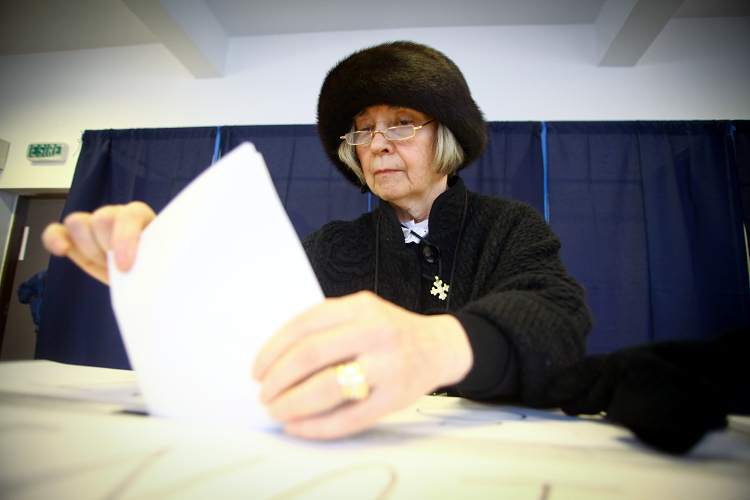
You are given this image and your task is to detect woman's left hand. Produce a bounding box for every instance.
[252,290,473,439]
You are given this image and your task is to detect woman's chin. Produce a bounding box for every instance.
[371,185,406,203]
[370,176,407,197]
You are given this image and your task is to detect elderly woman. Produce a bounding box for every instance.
[43,41,591,439]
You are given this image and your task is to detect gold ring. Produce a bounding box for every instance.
[336,361,370,401]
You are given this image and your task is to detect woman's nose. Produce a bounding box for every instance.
[369,130,393,152]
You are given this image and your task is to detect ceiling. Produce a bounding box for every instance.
[1,0,748,56]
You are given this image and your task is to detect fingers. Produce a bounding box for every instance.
[253,292,372,380]
[254,293,474,440]
[254,291,431,439]
[266,364,358,421]
[267,356,388,439]
[284,387,392,440]
[42,221,110,284]
[66,212,108,263]
[107,202,155,272]
[40,201,156,284]
[89,206,118,257]
[41,222,72,256]
[259,321,380,403]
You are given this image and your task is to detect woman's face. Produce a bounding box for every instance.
[354,105,445,218]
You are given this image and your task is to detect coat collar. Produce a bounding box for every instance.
[377,176,467,246]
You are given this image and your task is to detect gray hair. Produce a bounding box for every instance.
[337,123,465,185]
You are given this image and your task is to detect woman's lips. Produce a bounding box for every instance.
[374,169,402,175]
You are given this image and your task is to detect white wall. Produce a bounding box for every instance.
[0,17,748,193]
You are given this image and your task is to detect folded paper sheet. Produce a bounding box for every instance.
[109,143,323,428]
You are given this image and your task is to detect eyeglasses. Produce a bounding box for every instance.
[340,120,434,146]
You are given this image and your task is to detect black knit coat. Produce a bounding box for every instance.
[303,177,591,405]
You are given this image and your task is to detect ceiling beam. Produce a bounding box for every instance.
[123,0,227,78]
[596,0,685,66]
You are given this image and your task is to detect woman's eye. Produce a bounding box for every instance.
[397,119,413,126]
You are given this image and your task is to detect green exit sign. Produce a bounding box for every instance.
[27,143,68,162]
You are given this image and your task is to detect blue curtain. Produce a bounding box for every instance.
[463,122,544,214]
[220,125,368,239]
[547,121,749,353]
[37,128,219,368]
[732,121,750,232]
[36,121,748,368]
[219,123,543,238]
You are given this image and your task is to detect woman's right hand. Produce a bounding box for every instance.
[41,201,156,286]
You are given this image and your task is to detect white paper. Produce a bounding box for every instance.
[109,143,323,428]
[0,360,142,409]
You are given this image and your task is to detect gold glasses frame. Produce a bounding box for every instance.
[340,120,435,146]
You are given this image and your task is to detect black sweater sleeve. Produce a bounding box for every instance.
[452,311,519,399]
[455,204,591,405]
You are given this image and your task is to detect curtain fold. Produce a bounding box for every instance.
[463,122,544,214]
[547,121,749,353]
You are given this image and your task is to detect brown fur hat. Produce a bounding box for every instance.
[317,41,487,186]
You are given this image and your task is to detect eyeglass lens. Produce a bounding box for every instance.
[347,125,416,145]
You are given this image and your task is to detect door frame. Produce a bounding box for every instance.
[0,194,66,356]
